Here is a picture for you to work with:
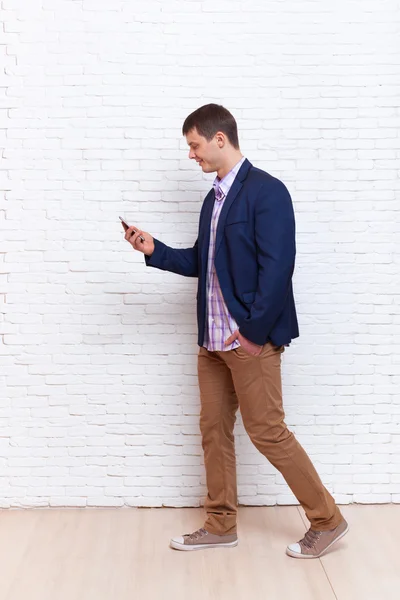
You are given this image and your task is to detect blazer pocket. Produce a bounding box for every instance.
[242,291,256,304]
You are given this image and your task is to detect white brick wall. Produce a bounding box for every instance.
[1,0,399,508]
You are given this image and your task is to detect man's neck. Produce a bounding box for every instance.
[217,153,244,179]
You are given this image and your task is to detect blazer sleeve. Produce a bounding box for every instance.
[144,237,199,278]
[239,179,296,345]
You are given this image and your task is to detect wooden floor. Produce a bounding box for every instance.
[0,504,398,600]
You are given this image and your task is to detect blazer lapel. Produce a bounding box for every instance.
[214,159,252,259]
[199,188,215,275]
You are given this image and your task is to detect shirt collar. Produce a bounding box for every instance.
[213,156,246,200]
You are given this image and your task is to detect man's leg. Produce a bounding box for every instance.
[198,347,239,535]
[169,347,239,551]
[224,343,344,532]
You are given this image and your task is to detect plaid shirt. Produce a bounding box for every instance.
[203,157,246,352]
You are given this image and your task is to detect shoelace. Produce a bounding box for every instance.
[300,529,322,549]
[185,527,208,541]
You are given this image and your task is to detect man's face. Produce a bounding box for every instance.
[186,127,220,173]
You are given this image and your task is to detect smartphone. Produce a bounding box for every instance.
[119,216,145,242]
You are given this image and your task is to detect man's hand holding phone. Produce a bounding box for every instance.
[119,216,155,257]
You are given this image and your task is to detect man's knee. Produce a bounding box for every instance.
[200,409,237,442]
[245,420,293,451]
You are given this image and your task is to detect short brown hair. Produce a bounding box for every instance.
[182,104,239,149]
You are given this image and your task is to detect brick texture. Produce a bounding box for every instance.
[0,0,399,508]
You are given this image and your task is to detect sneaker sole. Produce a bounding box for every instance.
[170,539,238,551]
[286,523,349,559]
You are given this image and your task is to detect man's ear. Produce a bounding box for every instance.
[215,131,225,148]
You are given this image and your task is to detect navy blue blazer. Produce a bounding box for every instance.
[145,158,299,347]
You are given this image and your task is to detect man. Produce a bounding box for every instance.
[124,104,349,559]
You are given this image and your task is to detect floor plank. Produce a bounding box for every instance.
[0,505,396,600]
[316,505,400,600]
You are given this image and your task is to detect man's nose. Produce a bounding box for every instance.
[188,149,195,159]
